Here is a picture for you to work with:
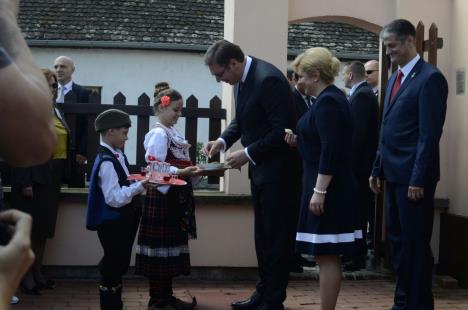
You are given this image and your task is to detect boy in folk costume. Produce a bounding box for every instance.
[135,83,201,310]
[86,109,147,310]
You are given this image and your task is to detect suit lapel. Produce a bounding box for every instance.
[236,58,257,116]
[384,59,424,118]
[54,103,71,133]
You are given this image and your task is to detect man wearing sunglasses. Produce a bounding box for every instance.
[364,60,380,96]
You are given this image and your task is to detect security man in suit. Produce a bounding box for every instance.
[370,19,448,310]
[342,61,379,271]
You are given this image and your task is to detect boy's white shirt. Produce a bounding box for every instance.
[98,142,144,208]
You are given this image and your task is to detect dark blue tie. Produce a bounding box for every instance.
[305,96,311,108]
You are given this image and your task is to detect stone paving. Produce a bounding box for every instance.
[12,279,468,310]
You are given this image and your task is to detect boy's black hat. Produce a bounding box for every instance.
[95,109,131,132]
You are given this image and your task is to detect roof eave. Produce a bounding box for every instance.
[27,40,378,60]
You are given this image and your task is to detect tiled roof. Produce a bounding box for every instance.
[18,0,378,57]
[288,22,379,57]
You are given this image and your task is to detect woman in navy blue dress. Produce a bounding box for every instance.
[289,48,364,310]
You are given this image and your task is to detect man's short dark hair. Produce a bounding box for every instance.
[286,68,294,80]
[346,61,365,78]
[381,19,416,42]
[204,40,245,67]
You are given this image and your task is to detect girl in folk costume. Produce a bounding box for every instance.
[135,82,201,310]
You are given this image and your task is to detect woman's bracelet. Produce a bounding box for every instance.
[313,187,327,195]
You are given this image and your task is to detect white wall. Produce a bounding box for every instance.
[43,201,257,267]
[32,47,222,164]
[222,0,289,195]
[447,0,468,217]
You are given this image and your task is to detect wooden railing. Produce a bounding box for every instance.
[0,91,226,188]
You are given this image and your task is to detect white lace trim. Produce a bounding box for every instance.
[136,245,190,257]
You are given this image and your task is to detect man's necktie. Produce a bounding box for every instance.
[390,70,404,101]
[57,85,65,103]
[305,96,311,108]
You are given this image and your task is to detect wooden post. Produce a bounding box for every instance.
[113,92,126,105]
[137,93,151,166]
[208,96,223,184]
[428,23,439,66]
[185,95,198,164]
[416,21,425,57]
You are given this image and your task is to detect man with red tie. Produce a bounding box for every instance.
[369,19,447,310]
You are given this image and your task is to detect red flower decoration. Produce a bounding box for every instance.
[147,155,157,161]
[161,95,171,107]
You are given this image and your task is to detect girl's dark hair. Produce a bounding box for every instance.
[153,82,183,113]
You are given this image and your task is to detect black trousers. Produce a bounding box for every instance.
[386,182,436,310]
[356,174,375,251]
[251,181,294,306]
[97,220,139,287]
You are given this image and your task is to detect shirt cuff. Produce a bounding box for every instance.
[244,147,256,165]
[169,166,178,174]
[217,138,227,152]
[134,181,145,194]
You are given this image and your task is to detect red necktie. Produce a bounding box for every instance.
[390,70,404,101]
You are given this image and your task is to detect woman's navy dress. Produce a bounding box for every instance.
[295,85,365,256]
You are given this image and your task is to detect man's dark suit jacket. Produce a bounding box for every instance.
[11,162,53,189]
[64,82,91,157]
[292,87,309,121]
[221,57,296,185]
[371,58,448,186]
[349,81,379,176]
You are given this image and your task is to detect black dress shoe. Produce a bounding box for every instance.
[36,279,56,290]
[298,255,316,268]
[343,256,366,272]
[231,291,263,309]
[20,283,41,295]
[256,303,284,310]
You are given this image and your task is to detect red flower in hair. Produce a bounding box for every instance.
[161,95,171,107]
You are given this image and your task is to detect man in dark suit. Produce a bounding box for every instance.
[364,60,380,97]
[369,19,448,310]
[54,56,91,186]
[203,40,297,310]
[291,70,315,119]
[343,61,379,270]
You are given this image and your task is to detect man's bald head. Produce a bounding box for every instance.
[364,60,379,88]
[54,56,75,85]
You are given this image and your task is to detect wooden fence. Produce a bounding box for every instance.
[0,91,226,188]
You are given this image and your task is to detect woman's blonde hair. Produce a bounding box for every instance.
[291,47,340,84]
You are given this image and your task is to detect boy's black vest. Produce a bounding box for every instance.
[86,146,141,230]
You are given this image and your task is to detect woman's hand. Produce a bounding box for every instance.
[176,166,202,177]
[0,210,35,304]
[284,132,297,147]
[309,192,326,216]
